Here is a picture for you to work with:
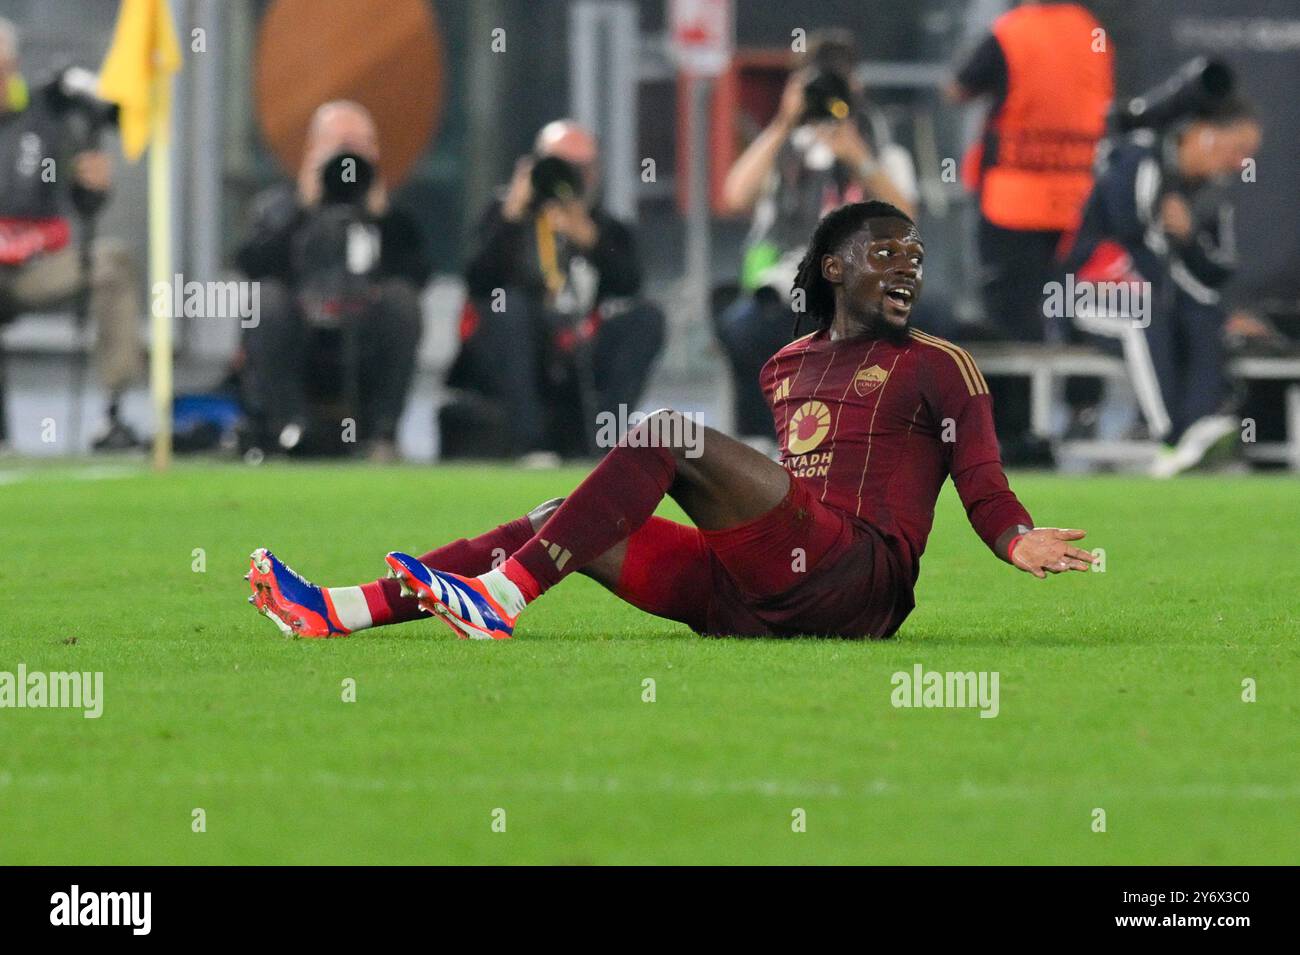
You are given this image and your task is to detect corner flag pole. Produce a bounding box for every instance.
[99,0,182,470]
[148,70,173,472]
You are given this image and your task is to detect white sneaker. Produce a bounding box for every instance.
[1149,415,1237,478]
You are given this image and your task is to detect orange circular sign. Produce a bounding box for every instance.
[254,0,444,188]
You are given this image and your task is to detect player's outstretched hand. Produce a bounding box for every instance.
[1011,528,1096,579]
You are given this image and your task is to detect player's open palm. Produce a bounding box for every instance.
[1011,528,1096,578]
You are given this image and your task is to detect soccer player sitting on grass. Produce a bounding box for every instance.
[247,201,1095,640]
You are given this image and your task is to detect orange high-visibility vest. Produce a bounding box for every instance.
[971,3,1113,232]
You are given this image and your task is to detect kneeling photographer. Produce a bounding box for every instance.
[235,100,429,461]
[452,119,665,461]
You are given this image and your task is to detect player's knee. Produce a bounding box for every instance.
[630,408,698,460]
[527,497,564,532]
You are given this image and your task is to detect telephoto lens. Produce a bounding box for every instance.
[529,154,585,205]
[319,151,375,206]
[1113,57,1234,132]
[802,70,854,123]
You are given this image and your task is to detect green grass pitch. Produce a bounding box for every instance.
[2,462,1296,864]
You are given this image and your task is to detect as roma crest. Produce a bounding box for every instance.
[853,364,889,397]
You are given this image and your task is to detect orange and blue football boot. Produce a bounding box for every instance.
[246,547,351,638]
[383,552,518,640]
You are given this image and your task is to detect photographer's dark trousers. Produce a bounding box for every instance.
[449,291,665,455]
[1075,281,1228,444]
[1150,291,1228,442]
[241,277,421,451]
[590,299,668,418]
[714,291,793,441]
[978,218,1062,342]
[977,217,1064,461]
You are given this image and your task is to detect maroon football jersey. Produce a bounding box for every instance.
[761,327,1032,579]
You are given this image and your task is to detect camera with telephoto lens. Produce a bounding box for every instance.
[38,65,119,216]
[40,65,119,144]
[802,70,853,124]
[1111,57,1235,132]
[319,150,375,206]
[529,154,585,207]
[292,151,382,328]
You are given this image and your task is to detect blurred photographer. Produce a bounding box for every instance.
[0,18,141,450]
[719,30,918,444]
[1060,71,1261,477]
[453,120,664,460]
[235,100,429,461]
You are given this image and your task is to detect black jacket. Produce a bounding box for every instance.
[1063,132,1236,302]
[464,197,641,309]
[234,184,431,287]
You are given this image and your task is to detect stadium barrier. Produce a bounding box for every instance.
[969,343,1300,471]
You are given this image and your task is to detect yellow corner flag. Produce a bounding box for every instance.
[98,0,183,470]
[98,0,182,161]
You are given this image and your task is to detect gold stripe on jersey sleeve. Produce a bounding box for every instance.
[909,332,987,394]
[910,329,985,391]
[909,328,972,392]
[960,343,990,394]
[930,331,989,394]
[909,330,989,395]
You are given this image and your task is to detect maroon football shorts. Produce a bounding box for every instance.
[614,477,912,638]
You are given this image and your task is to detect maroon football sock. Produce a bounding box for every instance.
[508,442,677,596]
[360,515,536,625]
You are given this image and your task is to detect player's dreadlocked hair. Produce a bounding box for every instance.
[791,200,915,336]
